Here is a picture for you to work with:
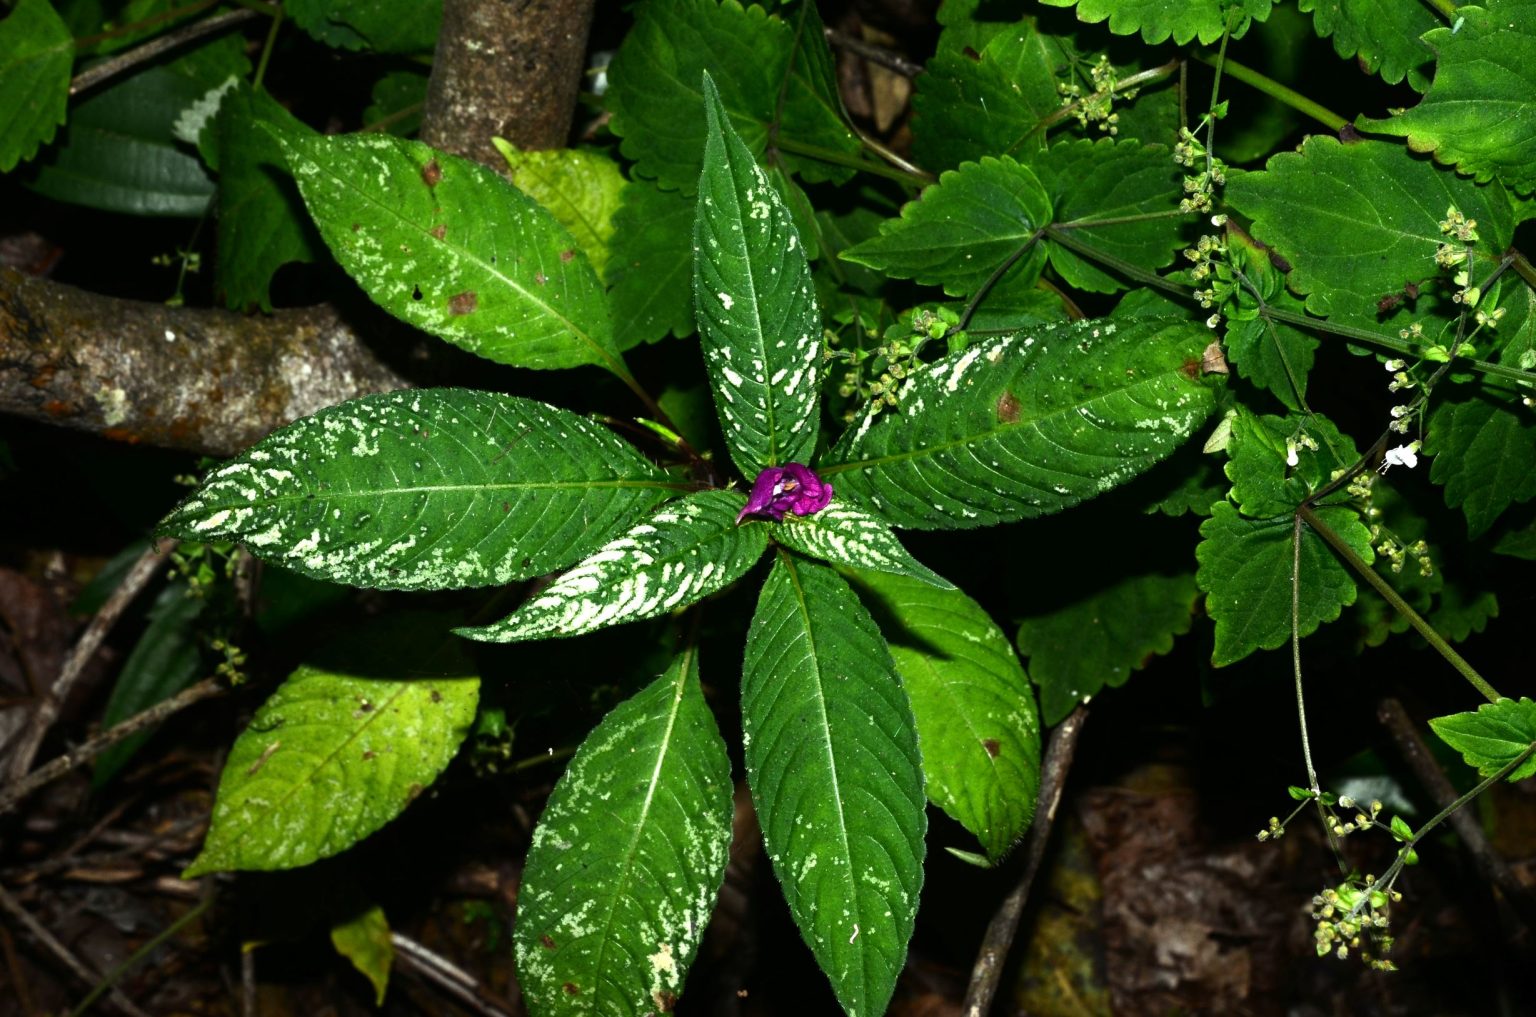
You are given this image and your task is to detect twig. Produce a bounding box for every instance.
[823,28,923,78]
[0,678,225,816]
[5,541,176,782]
[390,932,517,1017]
[1377,698,1536,932]
[962,706,1089,1016]
[241,947,257,1017]
[0,882,154,1017]
[70,8,263,96]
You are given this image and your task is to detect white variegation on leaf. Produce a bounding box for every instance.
[694,71,821,478]
[775,505,954,588]
[457,490,769,643]
[158,390,677,591]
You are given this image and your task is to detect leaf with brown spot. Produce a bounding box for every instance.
[429,224,446,240]
[996,390,1021,424]
[420,159,441,187]
[982,738,1000,758]
[448,291,478,315]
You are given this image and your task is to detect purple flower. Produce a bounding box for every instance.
[736,463,833,523]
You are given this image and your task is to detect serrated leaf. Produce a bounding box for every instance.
[1031,138,1187,293]
[1221,227,1317,410]
[1017,572,1198,725]
[456,491,768,643]
[331,904,393,1006]
[216,84,324,311]
[743,556,925,1017]
[492,140,625,281]
[1039,0,1272,45]
[841,156,1051,297]
[1224,408,1358,518]
[695,72,822,477]
[1223,137,1522,321]
[1429,697,1536,782]
[1427,394,1536,537]
[1196,501,1372,665]
[606,0,858,194]
[608,179,696,347]
[514,648,732,1015]
[158,390,677,591]
[0,0,72,172]
[286,0,440,53]
[847,569,1040,863]
[1356,0,1536,195]
[183,614,478,875]
[363,69,427,136]
[274,130,626,374]
[824,317,1219,530]
[1298,0,1435,90]
[775,507,953,588]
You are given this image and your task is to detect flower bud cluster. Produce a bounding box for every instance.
[1311,876,1399,971]
[1056,55,1132,134]
[828,308,953,423]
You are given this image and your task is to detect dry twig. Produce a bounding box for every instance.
[391,931,518,1017]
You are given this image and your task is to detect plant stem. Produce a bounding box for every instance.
[951,230,1045,333]
[1021,59,1181,146]
[1291,514,1320,791]
[1511,248,1536,289]
[252,2,284,90]
[1055,209,1190,230]
[1191,51,1347,133]
[1042,226,1192,297]
[773,136,927,187]
[70,8,262,96]
[69,897,211,1017]
[1424,0,1460,20]
[1296,504,1501,703]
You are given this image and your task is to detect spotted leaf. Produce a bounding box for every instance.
[457,491,769,643]
[775,505,954,588]
[158,390,678,591]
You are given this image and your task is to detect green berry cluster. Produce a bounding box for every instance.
[825,307,958,423]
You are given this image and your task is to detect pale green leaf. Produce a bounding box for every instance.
[158,390,678,591]
[1429,697,1536,782]
[0,0,72,172]
[607,179,696,347]
[1427,393,1536,537]
[847,569,1040,863]
[456,491,769,643]
[492,140,625,281]
[695,72,822,477]
[331,904,393,1006]
[743,556,925,1017]
[1039,0,1272,45]
[274,130,625,374]
[775,506,954,588]
[514,648,733,1015]
[1298,0,1435,90]
[1356,0,1536,194]
[823,317,1220,530]
[184,615,478,875]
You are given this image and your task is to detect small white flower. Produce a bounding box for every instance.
[1205,313,1222,329]
[1383,359,1405,372]
[1285,438,1300,467]
[1378,442,1421,473]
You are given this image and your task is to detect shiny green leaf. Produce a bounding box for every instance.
[0,0,72,172]
[1429,696,1536,782]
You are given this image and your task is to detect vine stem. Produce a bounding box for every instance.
[1296,504,1501,703]
[1191,51,1347,133]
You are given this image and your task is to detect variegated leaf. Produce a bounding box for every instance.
[456,491,769,642]
[775,506,954,588]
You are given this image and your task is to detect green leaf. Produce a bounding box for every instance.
[1223,408,1358,518]
[514,647,733,1015]
[1221,227,1317,410]
[606,0,859,194]
[847,569,1040,863]
[363,69,427,137]
[775,507,954,589]
[331,904,393,1006]
[1031,138,1187,293]
[274,129,625,374]
[0,0,72,172]
[1427,394,1536,537]
[1196,502,1372,666]
[1356,0,1536,195]
[1038,0,1272,45]
[183,614,478,875]
[1429,697,1536,782]
[215,84,324,311]
[1017,572,1198,725]
[456,491,769,643]
[695,72,822,477]
[492,140,626,282]
[1223,137,1522,321]
[824,317,1220,530]
[1297,0,1435,90]
[286,0,440,53]
[743,556,925,1017]
[24,34,248,215]
[93,582,205,784]
[841,156,1051,297]
[158,390,677,591]
[607,179,696,347]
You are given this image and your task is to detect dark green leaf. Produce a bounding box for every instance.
[1038,0,1272,45]
[158,390,677,591]
[695,73,822,477]
[514,648,733,1015]
[1223,408,1358,518]
[1298,0,1435,91]
[1427,394,1536,537]
[286,0,440,53]
[331,904,393,1006]
[493,140,625,282]
[183,615,478,875]
[847,569,1040,863]
[911,28,1061,169]
[824,317,1220,530]
[1221,227,1317,410]
[456,491,768,643]
[776,506,954,588]
[1429,697,1536,782]
[606,0,859,194]
[275,130,625,374]
[607,179,696,347]
[0,0,73,172]
[1356,0,1536,195]
[743,556,925,1017]
[363,69,427,137]
[1017,572,1198,725]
